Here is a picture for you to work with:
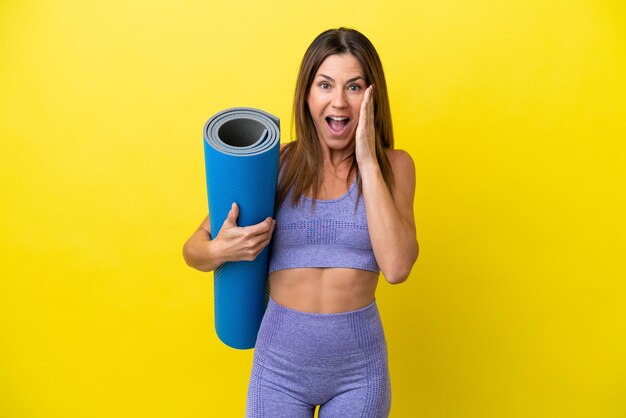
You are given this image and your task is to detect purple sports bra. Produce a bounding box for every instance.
[268,178,380,273]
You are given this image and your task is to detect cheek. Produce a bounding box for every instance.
[305,101,315,122]
[306,94,320,114]
[353,94,364,110]
[306,100,317,119]
[351,98,364,120]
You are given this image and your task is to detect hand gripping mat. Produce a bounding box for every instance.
[203,107,280,349]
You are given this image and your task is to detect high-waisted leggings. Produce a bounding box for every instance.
[246,297,391,418]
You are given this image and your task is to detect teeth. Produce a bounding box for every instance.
[329,116,348,121]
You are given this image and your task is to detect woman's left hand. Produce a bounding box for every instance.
[355,85,377,167]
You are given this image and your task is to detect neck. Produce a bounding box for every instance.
[318,149,356,188]
[319,141,354,169]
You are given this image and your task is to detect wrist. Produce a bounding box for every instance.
[206,238,227,266]
[358,158,382,178]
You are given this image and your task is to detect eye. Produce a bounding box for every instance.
[348,84,362,92]
[319,82,330,89]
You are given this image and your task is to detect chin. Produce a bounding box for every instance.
[321,136,354,151]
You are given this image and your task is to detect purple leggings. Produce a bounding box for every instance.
[246,297,391,418]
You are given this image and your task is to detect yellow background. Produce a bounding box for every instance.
[1,0,625,417]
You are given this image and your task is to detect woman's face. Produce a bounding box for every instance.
[306,53,367,152]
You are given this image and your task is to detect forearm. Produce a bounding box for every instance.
[182,207,275,273]
[182,228,225,272]
[360,161,418,284]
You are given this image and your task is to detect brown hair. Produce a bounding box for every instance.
[277,27,395,208]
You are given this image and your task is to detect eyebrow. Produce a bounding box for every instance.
[318,74,365,83]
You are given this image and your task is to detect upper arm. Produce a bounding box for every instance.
[386,149,416,230]
[197,214,212,237]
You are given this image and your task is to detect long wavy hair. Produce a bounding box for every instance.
[277,27,395,208]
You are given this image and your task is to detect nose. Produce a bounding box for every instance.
[331,89,348,109]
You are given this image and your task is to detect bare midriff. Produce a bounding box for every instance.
[268,268,379,314]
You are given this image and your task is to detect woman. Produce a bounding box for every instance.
[183,27,418,418]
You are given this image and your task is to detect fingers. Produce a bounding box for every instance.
[222,202,239,228]
[239,218,276,261]
[365,84,374,120]
[359,86,371,120]
[216,202,277,261]
[358,85,375,128]
[223,203,274,238]
[241,217,275,236]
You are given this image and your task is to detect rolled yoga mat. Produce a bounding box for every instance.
[203,107,280,350]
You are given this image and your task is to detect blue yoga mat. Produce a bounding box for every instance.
[203,107,280,350]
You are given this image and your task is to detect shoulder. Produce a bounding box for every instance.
[384,148,415,179]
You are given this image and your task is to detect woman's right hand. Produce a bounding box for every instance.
[182,203,276,272]
[212,202,276,263]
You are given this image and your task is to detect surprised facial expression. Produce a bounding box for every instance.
[307,54,367,152]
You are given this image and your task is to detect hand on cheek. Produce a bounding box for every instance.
[355,85,377,167]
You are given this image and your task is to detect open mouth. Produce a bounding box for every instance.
[325,116,351,135]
